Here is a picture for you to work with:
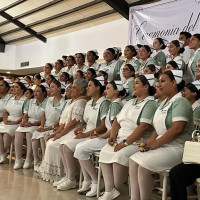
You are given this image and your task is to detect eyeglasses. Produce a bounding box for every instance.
[121,68,130,71]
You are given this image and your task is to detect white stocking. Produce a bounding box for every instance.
[3,133,12,153]
[25,132,32,160]
[0,133,5,155]
[129,159,140,200]
[138,165,154,200]
[14,132,24,160]
[32,139,39,162]
[100,163,114,192]
[40,138,46,158]
[59,144,68,177]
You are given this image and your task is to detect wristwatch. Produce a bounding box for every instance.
[123,139,128,146]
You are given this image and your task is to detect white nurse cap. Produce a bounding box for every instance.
[114,80,124,91]
[178,40,184,48]
[123,84,129,93]
[171,70,183,84]
[155,65,161,72]
[60,81,66,89]
[20,79,29,87]
[41,82,50,91]
[192,80,200,90]
[144,74,155,86]
[3,79,13,86]
[90,49,98,56]
[95,76,104,86]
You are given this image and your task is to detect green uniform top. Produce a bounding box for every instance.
[153,50,166,68]
[189,48,200,76]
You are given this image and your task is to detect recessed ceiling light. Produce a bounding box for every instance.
[6,72,10,74]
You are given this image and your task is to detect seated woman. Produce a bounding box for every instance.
[39,79,88,181]
[61,55,75,76]
[14,85,47,170]
[74,81,125,197]
[25,88,34,99]
[138,45,156,75]
[154,81,166,105]
[98,75,158,200]
[0,80,12,123]
[32,80,66,170]
[182,81,200,119]
[121,64,135,101]
[85,68,97,82]
[165,60,179,71]
[52,60,64,80]
[129,70,194,200]
[0,82,27,163]
[86,50,100,72]
[56,77,110,191]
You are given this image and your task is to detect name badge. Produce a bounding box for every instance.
[134,105,141,109]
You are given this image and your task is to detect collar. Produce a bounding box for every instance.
[132,96,154,105]
[106,59,116,66]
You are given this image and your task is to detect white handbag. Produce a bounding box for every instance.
[182,130,200,164]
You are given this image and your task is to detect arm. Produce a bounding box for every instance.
[75,118,107,139]
[108,118,120,146]
[114,122,151,152]
[20,113,28,127]
[3,109,9,124]
[148,121,187,150]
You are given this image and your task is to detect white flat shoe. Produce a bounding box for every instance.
[0,153,7,164]
[23,159,32,169]
[77,180,91,193]
[57,179,77,191]
[98,188,120,200]
[53,177,68,187]
[14,159,23,170]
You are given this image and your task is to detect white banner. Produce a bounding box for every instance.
[128,0,200,45]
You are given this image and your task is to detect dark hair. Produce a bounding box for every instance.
[90,79,105,95]
[47,74,56,81]
[193,33,200,41]
[34,74,41,80]
[86,68,97,78]
[2,80,10,90]
[185,83,200,100]
[170,40,185,54]
[36,85,47,98]
[15,82,27,94]
[61,72,70,83]
[155,38,166,49]
[62,55,67,60]
[51,79,65,95]
[124,64,135,78]
[180,32,192,39]
[76,53,85,63]
[146,64,156,72]
[57,59,64,67]
[26,88,34,99]
[138,75,156,96]
[163,70,185,92]
[125,45,137,57]
[68,55,76,62]
[76,70,84,78]
[167,61,179,69]
[98,70,108,84]
[88,51,99,60]
[106,48,117,59]
[109,81,126,97]
[24,75,32,82]
[46,63,53,70]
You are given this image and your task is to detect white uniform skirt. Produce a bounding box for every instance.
[99,144,139,167]
[32,129,53,140]
[61,138,88,152]
[130,142,184,172]
[74,138,108,160]
[0,122,19,137]
[16,126,38,134]
[40,129,75,182]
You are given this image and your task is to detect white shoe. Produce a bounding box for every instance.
[98,188,120,200]
[77,180,91,193]
[57,179,77,191]
[0,153,7,164]
[13,159,23,170]
[23,159,32,169]
[86,181,104,197]
[34,160,40,172]
[53,177,68,187]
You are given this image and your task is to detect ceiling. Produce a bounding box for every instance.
[0,0,157,75]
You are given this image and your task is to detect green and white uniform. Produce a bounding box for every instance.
[99,96,158,167]
[138,58,155,75]
[0,93,12,118]
[131,93,193,172]
[152,50,166,68]
[188,48,200,77]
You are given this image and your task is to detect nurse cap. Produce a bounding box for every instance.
[114,80,124,91]
[3,79,13,86]
[20,79,29,87]
[60,82,66,89]
[143,74,155,86]
[113,47,121,54]
[155,65,161,72]
[95,76,104,86]
[41,82,50,91]
[123,84,129,93]
[75,53,86,58]
[192,80,200,90]
[178,40,184,48]
[171,70,183,84]
[90,49,99,56]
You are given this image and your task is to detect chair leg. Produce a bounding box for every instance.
[97,164,101,198]
[162,174,168,200]
[79,168,83,189]
[9,140,13,164]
